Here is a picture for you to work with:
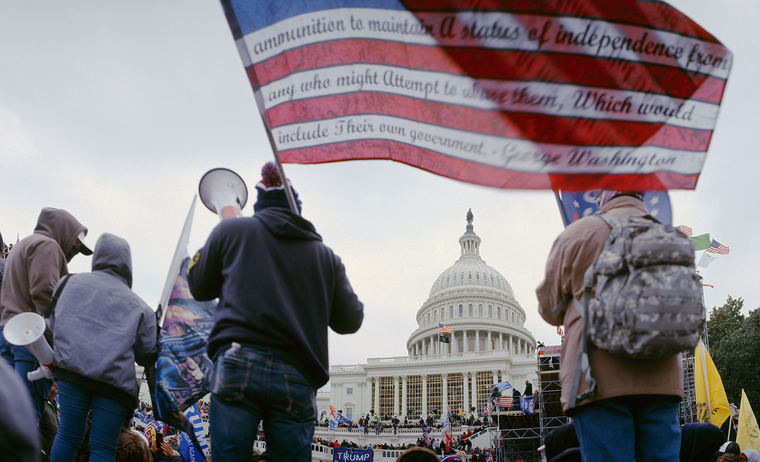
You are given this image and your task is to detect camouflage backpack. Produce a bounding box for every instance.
[562,212,705,407]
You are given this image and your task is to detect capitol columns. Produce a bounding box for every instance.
[471,372,477,410]
[487,331,492,351]
[394,376,400,416]
[374,377,381,416]
[421,374,428,417]
[499,332,503,351]
[401,375,408,417]
[475,330,480,352]
[442,372,448,414]
[463,371,470,412]
[365,377,372,414]
[492,369,498,386]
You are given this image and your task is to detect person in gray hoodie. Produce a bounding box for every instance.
[48,233,157,462]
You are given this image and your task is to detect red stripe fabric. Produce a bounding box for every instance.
[226,0,732,190]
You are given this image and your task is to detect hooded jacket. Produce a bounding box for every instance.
[0,208,88,344]
[49,233,157,410]
[536,195,683,413]
[188,207,364,390]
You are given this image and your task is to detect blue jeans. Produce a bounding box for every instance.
[51,380,129,462]
[210,346,316,462]
[0,327,53,424]
[573,395,681,462]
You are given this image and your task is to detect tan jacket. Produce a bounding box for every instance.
[536,195,683,414]
[0,208,88,340]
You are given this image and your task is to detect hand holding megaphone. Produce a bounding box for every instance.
[3,312,55,381]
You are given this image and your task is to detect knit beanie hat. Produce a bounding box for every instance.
[253,162,302,213]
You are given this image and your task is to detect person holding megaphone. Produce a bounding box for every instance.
[45,233,158,462]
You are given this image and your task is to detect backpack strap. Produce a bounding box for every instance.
[44,274,73,318]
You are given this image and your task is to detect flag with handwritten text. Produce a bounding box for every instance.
[221,0,731,190]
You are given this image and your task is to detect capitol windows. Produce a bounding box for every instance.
[379,377,394,417]
[447,275,450,283]
[427,375,442,416]
[434,311,437,322]
[488,305,492,318]
[458,338,463,353]
[512,312,515,323]
[450,306,454,318]
[469,304,473,316]
[347,388,353,395]
[497,307,501,319]
[476,273,479,280]
[459,304,463,317]
[461,273,464,280]
[407,376,422,419]
[478,304,482,316]
[479,337,485,351]
[427,313,431,324]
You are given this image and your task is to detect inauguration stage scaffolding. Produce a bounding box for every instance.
[490,345,568,462]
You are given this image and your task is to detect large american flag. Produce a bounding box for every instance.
[220,0,731,191]
[439,323,453,334]
[706,239,730,255]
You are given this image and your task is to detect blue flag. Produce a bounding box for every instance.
[183,402,210,456]
[179,431,205,462]
[493,381,512,393]
[520,395,536,415]
[558,190,671,227]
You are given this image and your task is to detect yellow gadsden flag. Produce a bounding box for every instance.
[737,390,760,452]
[694,339,731,426]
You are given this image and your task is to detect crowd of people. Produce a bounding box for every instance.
[0,164,365,462]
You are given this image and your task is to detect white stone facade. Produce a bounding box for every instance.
[321,211,537,423]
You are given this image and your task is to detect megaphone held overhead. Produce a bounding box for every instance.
[3,312,55,381]
[198,168,248,220]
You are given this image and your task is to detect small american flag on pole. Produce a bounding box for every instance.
[706,239,730,255]
[677,225,693,237]
[439,323,453,334]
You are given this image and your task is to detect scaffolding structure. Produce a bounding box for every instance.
[490,345,567,462]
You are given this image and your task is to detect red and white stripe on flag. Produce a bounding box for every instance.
[221,0,731,191]
[677,225,693,237]
[499,397,513,408]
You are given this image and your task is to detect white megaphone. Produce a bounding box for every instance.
[198,168,248,220]
[3,312,55,381]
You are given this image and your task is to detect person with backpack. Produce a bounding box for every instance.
[536,191,691,462]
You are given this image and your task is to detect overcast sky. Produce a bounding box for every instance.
[1,1,756,370]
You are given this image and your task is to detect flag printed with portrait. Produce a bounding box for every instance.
[737,390,760,452]
[151,198,217,446]
[220,0,731,191]
[694,339,731,427]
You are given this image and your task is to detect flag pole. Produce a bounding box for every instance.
[243,54,301,216]
[699,340,714,424]
[554,191,569,227]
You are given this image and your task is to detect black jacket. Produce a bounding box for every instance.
[188,207,364,389]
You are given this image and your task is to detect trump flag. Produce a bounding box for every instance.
[220,0,731,191]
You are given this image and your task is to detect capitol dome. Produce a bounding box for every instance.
[407,210,535,358]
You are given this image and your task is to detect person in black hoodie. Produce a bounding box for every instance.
[188,163,364,462]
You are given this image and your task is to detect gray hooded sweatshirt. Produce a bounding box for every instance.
[49,233,157,411]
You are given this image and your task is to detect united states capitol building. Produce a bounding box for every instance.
[317,211,538,422]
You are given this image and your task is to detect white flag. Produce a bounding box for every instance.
[698,252,718,268]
